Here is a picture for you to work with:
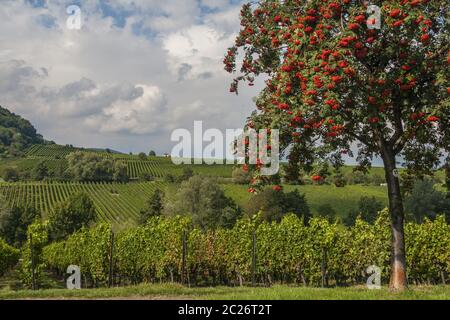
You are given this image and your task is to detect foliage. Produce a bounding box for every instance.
[43,224,112,287]
[0,203,41,247]
[404,179,450,223]
[19,221,48,288]
[164,176,241,229]
[48,192,96,241]
[66,151,129,182]
[32,160,49,181]
[345,196,385,226]
[232,166,252,184]
[41,212,449,287]
[138,152,147,160]
[245,187,311,223]
[316,204,337,221]
[225,0,449,288]
[0,238,20,276]
[0,106,44,157]
[139,188,165,224]
[2,167,20,182]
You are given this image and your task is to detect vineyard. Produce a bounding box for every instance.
[0,181,167,228]
[25,212,449,289]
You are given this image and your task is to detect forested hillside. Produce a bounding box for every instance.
[0,106,44,157]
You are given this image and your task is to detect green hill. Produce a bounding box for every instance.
[0,106,44,157]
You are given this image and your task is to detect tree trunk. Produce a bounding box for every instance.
[382,149,408,291]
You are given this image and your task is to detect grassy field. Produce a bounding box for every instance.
[223,184,389,217]
[0,284,448,300]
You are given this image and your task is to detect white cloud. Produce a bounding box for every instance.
[0,0,259,154]
[163,25,235,80]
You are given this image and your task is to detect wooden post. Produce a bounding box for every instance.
[252,230,257,287]
[30,234,36,290]
[181,230,187,286]
[108,230,114,288]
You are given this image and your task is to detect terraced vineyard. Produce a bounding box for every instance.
[0,181,167,228]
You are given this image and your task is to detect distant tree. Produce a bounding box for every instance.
[345,170,370,185]
[66,152,129,182]
[164,173,176,183]
[139,172,154,182]
[165,176,241,229]
[404,179,450,223]
[283,189,312,223]
[245,187,311,223]
[138,152,147,160]
[0,200,40,247]
[371,174,385,186]
[149,150,156,157]
[139,189,164,224]
[48,192,96,241]
[2,167,20,182]
[332,172,347,188]
[317,204,337,222]
[32,160,49,181]
[113,160,129,183]
[66,152,113,181]
[345,196,385,226]
[177,167,194,182]
[232,166,252,185]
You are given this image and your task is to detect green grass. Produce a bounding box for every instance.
[0,284,448,300]
[223,184,389,217]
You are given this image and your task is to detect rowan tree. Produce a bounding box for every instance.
[225,0,449,290]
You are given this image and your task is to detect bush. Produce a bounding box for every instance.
[19,221,48,288]
[0,202,41,247]
[404,179,450,223]
[0,238,19,276]
[32,160,49,181]
[332,173,347,188]
[317,204,337,221]
[245,187,311,223]
[139,189,165,224]
[345,170,370,185]
[345,196,385,226]
[177,167,194,183]
[2,167,20,182]
[138,152,147,160]
[139,172,154,182]
[232,167,252,184]
[164,173,176,183]
[48,192,96,241]
[164,176,241,229]
[66,152,129,182]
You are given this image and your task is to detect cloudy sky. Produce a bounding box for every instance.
[0,0,262,154]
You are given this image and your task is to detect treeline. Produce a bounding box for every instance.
[19,211,449,289]
[1,151,130,183]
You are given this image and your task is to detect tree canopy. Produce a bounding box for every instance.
[225,0,449,290]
